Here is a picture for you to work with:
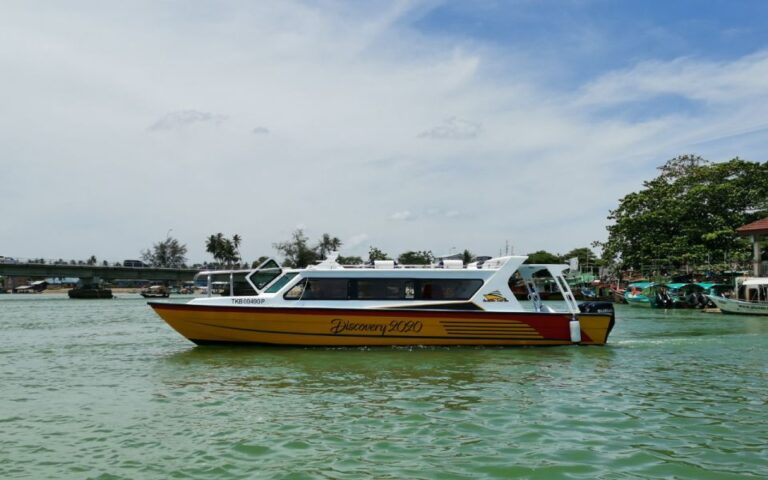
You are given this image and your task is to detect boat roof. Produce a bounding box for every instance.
[743,277,768,286]
[194,254,568,277]
[667,282,704,290]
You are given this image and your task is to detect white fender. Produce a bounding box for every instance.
[569,318,582,343]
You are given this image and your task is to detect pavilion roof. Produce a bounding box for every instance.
[736,217,768,236]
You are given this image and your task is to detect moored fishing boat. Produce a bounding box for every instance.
[68,282,113,299]
[706,277,768,315]
[666,283,707,308]
[625,282,677,308]
[140,285,170,298]
[149,255,615,346]
[624,281,654,307]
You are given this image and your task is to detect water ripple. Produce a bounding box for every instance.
[1,299,767,478]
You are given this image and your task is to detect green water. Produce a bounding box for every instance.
[1,294,766,479]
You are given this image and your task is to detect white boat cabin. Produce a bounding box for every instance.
[192,254,580,314]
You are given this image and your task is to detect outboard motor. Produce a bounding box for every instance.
[579,301,614,315]
[578,301,616,336]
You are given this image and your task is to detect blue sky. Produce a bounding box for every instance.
[1,1,767,263]
[415,1,768,65]
[412,1,768,114]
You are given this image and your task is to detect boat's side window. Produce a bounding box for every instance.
[284,278,348,300]
[284,279,307,299]
[418,279,482,300]
[303,279,349,300]
[248,260,282,290]
[404,281,415,300]
[264,272,299,294]
[356,279,404,300]
[283,278,482,300]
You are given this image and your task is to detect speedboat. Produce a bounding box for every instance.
[148,255,615,346]
[706,277,768,315]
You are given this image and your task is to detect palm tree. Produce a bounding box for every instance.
[232,234,242,263]
[206,233,241,267]
[205,233,224,265]
[317,233,343,260]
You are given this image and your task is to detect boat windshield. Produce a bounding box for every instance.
[264,272,299,293]
[248,259,282,290]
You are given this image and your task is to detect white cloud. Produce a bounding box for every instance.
[390,211,416,221]
[148,110,228,131]
[0,1,766,263]
[577,51,768,107]
[418,116,483,140]
[346,233,369,249]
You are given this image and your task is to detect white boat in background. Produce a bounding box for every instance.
[149,254,616,347]
[707,277,768,316]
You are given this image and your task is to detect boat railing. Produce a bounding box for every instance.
[194,269,261,298]
[340,264,469,269]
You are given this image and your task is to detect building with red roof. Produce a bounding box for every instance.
[737,217,768,276]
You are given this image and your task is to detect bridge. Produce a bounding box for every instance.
[0,262,201,290]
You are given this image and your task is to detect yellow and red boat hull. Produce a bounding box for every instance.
[149,303,614,346]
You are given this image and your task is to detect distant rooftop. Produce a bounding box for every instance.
[736,217,768,236]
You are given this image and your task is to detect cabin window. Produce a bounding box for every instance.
[356,279,404,300]
[264,272,299,293]
[283,278,482,301]
[418,279,482,300]
[284,278,349,300]
[284,279,307,299]
[248,260,282,290]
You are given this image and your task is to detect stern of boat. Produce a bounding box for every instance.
[577,301,615,345]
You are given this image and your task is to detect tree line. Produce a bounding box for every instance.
[598,155,768,275]
[139,154,768,276]
[140,228,601,271]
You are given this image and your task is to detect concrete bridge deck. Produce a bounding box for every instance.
[0,262,200,282]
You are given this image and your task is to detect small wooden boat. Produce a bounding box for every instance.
[141,285,170,298]
[68,285,113,299]
[624,282,655,307]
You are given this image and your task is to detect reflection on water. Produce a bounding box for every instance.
[0,297,766,478]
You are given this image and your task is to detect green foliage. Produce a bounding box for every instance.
[317,234,342,260]
[368,247,390,263]
[337,255,364,265]
[251,256,270,268]
[462,249,474,265]
[273,229,318,268]
[273,230,345,268]
[525,250,562,264]
[397,250,434,265]
[205,233,240,266]
[601,155,768,270]
[562,247,600,267]
[143,236,188,267]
